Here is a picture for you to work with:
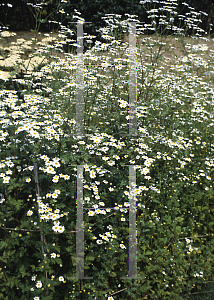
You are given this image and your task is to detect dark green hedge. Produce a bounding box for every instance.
[1,0,214,37]
[1,0,214,56]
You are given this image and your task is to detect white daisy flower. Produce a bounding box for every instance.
[51,253,56,258]
[27,210,33,217]
[36,281,42,288]
[58,226,65,233]
[59,276,64,282]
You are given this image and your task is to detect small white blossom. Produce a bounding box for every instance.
[36,281,42,288]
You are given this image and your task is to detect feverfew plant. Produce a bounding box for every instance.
[0,1,214,299]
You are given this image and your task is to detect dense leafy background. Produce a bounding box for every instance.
[0,1,214,300]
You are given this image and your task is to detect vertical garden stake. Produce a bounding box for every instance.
[34,162,49,296]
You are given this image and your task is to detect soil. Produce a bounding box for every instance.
[0,30,214,81]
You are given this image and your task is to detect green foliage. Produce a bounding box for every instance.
[1,0,214,40]
[0,1,214,300]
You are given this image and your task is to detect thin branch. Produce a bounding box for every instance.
[91,212,116,226]
[191,289,214,295]
[110,287,128,296]
[1,228,211,239]
[178,234,211,240]
[0,227,76,233]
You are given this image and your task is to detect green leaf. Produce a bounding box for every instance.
[86,256,95,261]
[0,240,7,250]
[20,265,26,278]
